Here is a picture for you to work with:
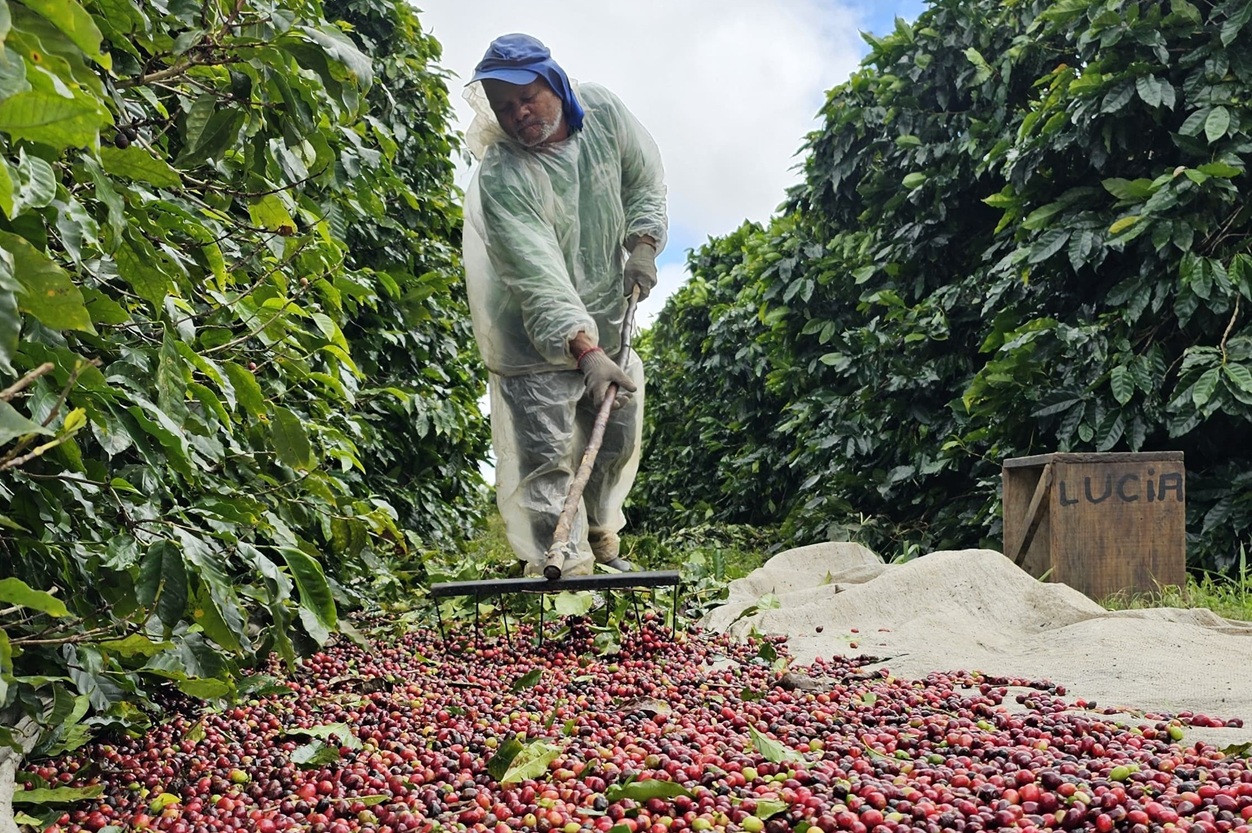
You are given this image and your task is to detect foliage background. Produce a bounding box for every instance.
[0,0,487,770]
[635,0,1252,574]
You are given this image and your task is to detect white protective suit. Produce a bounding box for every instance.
[462,80,668,573]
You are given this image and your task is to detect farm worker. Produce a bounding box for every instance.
[462,33,668,577]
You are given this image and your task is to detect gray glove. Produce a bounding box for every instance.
[577,347,637,409]
[623,242,657,300]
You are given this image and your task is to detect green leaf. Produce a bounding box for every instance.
[1135,75,1164,109]
[11,785,104,804]
[81,287,130,325]
[1205,107,1231,143]
[0,42,24,104]
[963,47,993,84]
[115,234,176,310]
[84,155,124,235]
[0,399,53,444]
[1028,228,1070,264]
[295,25,374,90]
[291,740,341,768]
[249,194,296,233]
[0,251,16,374]
[0,576,69,616]
[487,734,526,781]
[1102,178,1153,202]
[156,329,187,415]
[1170,0,1202,24]
[1100,83,1134,114]
[1110,365,1134,405]
[982,191,1016,209]
[223,362,267,417]
[551,591,594,617]
[1021,201,1064,230]
[0,2,12,44]
[748,726,802,763]
[818,352,847,368]
[0,90,105,150]
[1222,0,1252,45]
[499,739,561,786]
[1040,0,1088,22]
[752,799,789,820]
[287,723,362,749]
[9,149,56,218]
[512,668,543,691]
[175,677,232,699]
[1192,367,1220,408]
[1067,229,1096,272]
[605,780,695,802]
[98,633,173,658]
[1109,216,1140,235]
[126,399,192,477]
[177,106,244,168]
[191,582,245,653]
[1224,363,1252,396]
[0,231,94,332]
[98,145,181,187]
[20,0,109,66]
[1179,107,1210,137]
[137,540,188,629]
[272,406,315,469]
[1196,162,1242,178]
[902,172,927,189]
[277,546,337,639]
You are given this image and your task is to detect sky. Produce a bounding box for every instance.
[418,1,929,324]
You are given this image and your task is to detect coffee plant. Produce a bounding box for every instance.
[0,0,486,794]
[637,0,1252,574]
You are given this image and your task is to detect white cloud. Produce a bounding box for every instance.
[420,0,868,252]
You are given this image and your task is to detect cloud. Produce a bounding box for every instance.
[420,0,868,250]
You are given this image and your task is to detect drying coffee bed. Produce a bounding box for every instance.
[22,617,1251,833]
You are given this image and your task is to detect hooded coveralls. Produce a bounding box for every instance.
[462,81,668,572]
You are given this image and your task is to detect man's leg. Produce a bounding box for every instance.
[581,349,645,568]
[491,371,595,576]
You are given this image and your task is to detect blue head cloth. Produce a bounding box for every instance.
[470,33,585,134]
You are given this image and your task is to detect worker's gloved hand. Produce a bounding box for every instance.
[623,241,657,300]
[577,347,637,409]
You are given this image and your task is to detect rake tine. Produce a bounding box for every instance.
[671,584,679,640]
[434,600,446,648]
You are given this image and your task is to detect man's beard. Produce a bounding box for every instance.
[516,113,562,147]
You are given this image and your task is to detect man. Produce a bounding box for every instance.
[461,33,668,577]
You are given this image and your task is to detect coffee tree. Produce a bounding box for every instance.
[638,0,1252,572]
[0,0,485,782]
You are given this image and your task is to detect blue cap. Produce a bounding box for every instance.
[470,33,585,133]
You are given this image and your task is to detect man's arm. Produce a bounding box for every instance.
[477,157,598,365]
[609,92,668,255]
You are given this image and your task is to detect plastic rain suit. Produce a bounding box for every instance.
[462,80,667,573]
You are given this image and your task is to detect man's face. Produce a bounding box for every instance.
[482,78,568,148]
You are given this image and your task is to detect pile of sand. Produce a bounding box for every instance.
[702,544,1252,747]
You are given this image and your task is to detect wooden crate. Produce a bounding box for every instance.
[1002,452,1186,601]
